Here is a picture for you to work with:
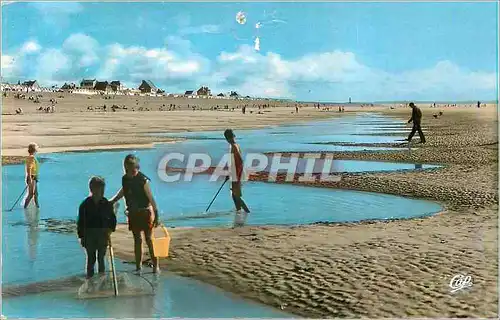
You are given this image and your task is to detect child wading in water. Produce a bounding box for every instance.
[77,177,117,279]
[24,143,40,208]
[224,129,250,227]
[110,154,160,274]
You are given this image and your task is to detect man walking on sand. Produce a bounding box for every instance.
[224,129,250,227]
[407,102,426,143]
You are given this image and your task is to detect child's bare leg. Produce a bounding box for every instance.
[97,245,107,274]
[232,193,250,213]
[144,228,159,271]
[232,193,242,211]
[24,182,35,208]
[132,230,143,271]
[34,182,39,208]
[231,182,248,212]
[239,198,250,213]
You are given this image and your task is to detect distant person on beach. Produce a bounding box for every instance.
[407,102,426,143]
[477,101,481,108]
[110,154,160,274]
[295,106,299,113]
[77,176,117,279]
[224,129,250,227]
[24,143,40,208]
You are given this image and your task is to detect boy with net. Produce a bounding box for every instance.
[77,176,117,279]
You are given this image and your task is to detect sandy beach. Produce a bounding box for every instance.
[2,92,349,157]
[111,105,498,318]
[2,1,498,318]
[2,93,498,317]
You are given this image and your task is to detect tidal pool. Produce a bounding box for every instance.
[148,113,410,156]
[2,148,442,288]
[2,270,293,318]
[1,113,441,318]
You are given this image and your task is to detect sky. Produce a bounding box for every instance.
[1,1,498,102]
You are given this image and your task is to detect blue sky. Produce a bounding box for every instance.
[1,1,498,102]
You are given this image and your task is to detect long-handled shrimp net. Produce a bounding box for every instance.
[77,203,156,299]
[4,254,157,300]
[76,270,156,299]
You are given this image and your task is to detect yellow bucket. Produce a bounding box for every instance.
[152,225,171,258]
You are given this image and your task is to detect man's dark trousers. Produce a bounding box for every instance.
[408,121,426,143]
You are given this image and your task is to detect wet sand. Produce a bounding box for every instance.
[111,106,498,318]
[2,92,348,158]
[2,93,498,317]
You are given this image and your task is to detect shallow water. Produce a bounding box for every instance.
[1,113,440,317]
[149,113,409,155]
[2,271,292,318]
[2,172,442,286]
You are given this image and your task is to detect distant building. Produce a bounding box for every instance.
[196,86,211,96]
[94,81,111,92]
[138,80,158,93]
[217,93,225,97]
[230,91,239,98]
[23,80,40,92]
[80,79,97,89]
[123,88,141,96]
[184,90,195,96]
[110,81,123,92]
[1,83,11,91]
[61,83,77,90]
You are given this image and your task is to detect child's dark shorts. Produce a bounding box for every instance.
[127,207,154,232]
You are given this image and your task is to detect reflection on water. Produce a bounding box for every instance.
[149,113,409,157]
[24,207,40,261]
[3,272,292,318]
[233,211,249,228]
[77,272,156,300]
[1,114,441,318]
[2,113,444,287]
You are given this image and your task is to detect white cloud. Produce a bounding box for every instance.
[63,34,99,52]
[168,61,200,74]
[20,41,41,54]
[1,55,15,70]
[236,76,292,98]
[1,33,496,101]
[36,49,71,84]
[96,41,206,83]
[63,33,100,67]
[210,45,497,101]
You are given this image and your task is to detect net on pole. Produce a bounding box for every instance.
[77,272,155,299]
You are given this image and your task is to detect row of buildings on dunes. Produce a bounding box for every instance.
[1,79,245,99]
